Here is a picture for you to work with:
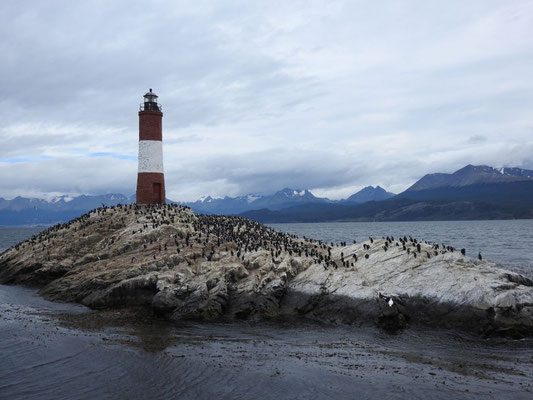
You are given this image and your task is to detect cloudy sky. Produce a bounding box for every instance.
[1,0,532,201]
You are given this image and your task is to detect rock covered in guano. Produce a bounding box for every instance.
[1,203,532,337]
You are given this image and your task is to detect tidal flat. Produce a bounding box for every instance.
[1,284,532,400]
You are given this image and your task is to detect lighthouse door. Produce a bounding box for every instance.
[152,183,162,203]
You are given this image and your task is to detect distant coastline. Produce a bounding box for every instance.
[1,164,532,225]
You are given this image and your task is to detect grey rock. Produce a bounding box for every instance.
[1,204,532,337]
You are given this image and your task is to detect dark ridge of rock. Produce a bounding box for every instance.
[1,203,533,337]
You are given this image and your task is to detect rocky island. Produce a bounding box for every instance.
[1,204,532,337]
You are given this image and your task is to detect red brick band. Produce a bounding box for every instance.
[138,111,163,141]
[136,172,165,204]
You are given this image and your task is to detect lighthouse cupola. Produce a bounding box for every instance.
[142,88,161,111]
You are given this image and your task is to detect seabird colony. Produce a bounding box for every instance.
[2,203,475,274]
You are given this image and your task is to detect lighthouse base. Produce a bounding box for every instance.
[136,172,165,204]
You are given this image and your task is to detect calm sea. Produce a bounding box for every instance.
[0,226,45,253]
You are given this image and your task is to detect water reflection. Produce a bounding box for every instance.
[1,284,533,400]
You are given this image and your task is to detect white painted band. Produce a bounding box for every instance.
[138,140,164,173]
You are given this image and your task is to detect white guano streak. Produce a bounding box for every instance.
[138,140,163,173]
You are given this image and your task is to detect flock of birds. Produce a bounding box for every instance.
[1,203,483,272]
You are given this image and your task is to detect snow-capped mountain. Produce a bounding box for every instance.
[182,195,264,215]
[405,165,533,192]
[0,193,135,226]
[0,194,132,213]
[182,186,400,215]
[182,188,326,215]
[248,188,325,210]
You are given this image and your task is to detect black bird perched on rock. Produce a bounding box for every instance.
[478,252,482,261]
[461,248,466,256]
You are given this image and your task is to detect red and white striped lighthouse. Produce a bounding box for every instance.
[136,89,165,204]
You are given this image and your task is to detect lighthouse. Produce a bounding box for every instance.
[136,89,165,204]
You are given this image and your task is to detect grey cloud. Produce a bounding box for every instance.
[467,135,487,144]
[0,156,136,199]
[1,1,533,201]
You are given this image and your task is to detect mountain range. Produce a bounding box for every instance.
[0,185,392,225]
[0,164,532,225]
[182,186,394,215]
[0,194,134,226]
[405,165,533,191]
[241,165,533,222]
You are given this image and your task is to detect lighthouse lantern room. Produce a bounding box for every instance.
[136,89,165,204]
[141,88,161,111]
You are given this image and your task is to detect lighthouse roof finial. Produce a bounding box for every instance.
[144,88,158,98]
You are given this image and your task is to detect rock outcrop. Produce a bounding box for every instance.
[1,204,532,337]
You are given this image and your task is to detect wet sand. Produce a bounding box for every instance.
[1,284,532,400]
